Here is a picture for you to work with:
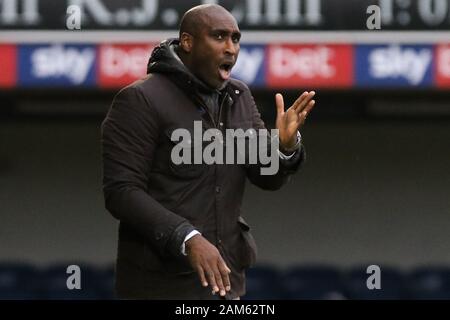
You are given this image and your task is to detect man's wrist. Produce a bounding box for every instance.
[279,131,302,156]
[181,230,201,256]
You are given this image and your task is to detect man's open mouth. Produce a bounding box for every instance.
[219,63,233,81]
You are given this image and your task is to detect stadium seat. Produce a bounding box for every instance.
[95,264,116,299]
[280,265,346,300]
[0,262,40,299]
[242,265,283,300]
[344,265,407,299]
[407,266,450,299]
[4,261,450,300]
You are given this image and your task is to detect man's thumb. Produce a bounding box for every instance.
[275,93,284,115]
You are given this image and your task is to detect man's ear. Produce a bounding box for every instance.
[179,32,194,53]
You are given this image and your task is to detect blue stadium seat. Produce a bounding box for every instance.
[40,263,102,299]
[0,262,40,299]
[243,265,283,300]
[95,264,116,299]
[281,265,346,300]
[4,261,450,300]
[344,265,407,299]
[407,266,450,299]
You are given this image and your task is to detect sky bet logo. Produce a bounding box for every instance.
[19,44,96,87]
[267,44,353,88]
[356,45,434,87]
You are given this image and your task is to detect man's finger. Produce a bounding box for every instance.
[304,100,316,115]
[197,266,208,287]
[299,100,316,125]
[292,91,309,111]
[213,268,226,296]
[204,266,219,294]
[296,91,315,113]
[218,259,231,292]
[275,93,285,115]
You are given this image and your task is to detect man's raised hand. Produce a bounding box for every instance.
[275,91,316,151]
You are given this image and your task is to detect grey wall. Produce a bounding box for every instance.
[1,118,450,270]
[244,120,450,269]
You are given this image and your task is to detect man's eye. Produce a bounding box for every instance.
[216,34,224,40]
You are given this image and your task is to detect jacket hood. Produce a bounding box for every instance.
[147,38,220,93]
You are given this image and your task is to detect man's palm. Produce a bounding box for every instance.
[275,91,316,150]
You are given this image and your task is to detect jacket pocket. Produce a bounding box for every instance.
[117,239,164,271]
[237,216,258,269]
[164,128,206,179]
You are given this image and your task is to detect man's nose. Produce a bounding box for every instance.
[224,38,238,56]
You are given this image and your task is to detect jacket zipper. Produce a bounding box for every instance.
[200,92,228,130]
[217,92,228,130]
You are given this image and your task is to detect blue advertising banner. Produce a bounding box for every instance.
[9,42,449,90]
[231,44,266,87]
[355,44,435,88]
[18,44,97,87]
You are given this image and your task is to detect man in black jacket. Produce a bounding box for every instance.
[101,4,316,300]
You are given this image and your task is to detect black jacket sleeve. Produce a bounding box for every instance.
[244,91,306,190]
[101,86,195,258]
